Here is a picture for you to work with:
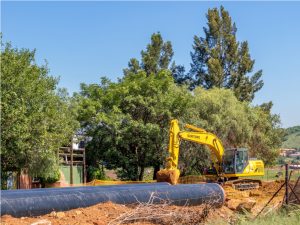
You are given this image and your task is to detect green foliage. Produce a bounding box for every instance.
[189,6,263,102]
[177,88,254,175]
[76,70,192,180]
[1,42,78,180]
[285,126,300,135]
[282,126,300,149]
[75,32,282,179]
[276,156,286,165]
[178,88,283,170]
[77,80,282,179]
[2,5,284,184]
[209,207,300,225]
[39,167,61,184]
[247,102,285,165]
[123,32,183,79]
[87,166,106,180]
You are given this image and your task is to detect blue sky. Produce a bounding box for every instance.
[2,1,300,127]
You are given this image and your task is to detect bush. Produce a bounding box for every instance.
[39,168,61,184]
[87,165,106,180]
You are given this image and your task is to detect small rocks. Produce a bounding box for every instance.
[249,191,260,197]
[56,212,65,218]
[240,191,250,198]
[236,199,256,213]
[49,211,65,218]
[49,211,56,217]
[226,198,256,213]
[226,199,242,210]
[75,210,82,215]
[30,219,51,225]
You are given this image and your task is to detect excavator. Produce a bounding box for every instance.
[156,119,265,190]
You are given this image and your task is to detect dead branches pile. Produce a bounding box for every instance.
[108,192,215,225]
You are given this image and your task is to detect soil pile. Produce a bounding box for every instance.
[0,181,287,225]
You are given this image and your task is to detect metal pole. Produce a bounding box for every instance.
[83,148,86,183]
[70,145,73,185]
[285,163,289,205]
[255,182,285,218]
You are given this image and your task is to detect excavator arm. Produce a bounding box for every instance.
[166,119,224,169]
[157,119,225,184]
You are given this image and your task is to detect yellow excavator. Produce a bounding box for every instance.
[157,119,264,190]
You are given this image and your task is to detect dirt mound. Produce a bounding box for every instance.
[1,181,287,225]
[1,202,226,225]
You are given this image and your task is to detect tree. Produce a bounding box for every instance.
[76,71,192,181]
[248,102,285,165]
[170,62,193,87]
[123,33,174,76]
[177,87,254,174]
[78,76,283,180]
[189,6,263,101]
[1,42,78,184]
[177,88,283,173]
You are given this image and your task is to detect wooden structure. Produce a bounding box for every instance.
[58,145,86,184]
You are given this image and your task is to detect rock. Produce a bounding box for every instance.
[236,199,256,213]
[75,210,82,215]
[56,212,65,218]
[30,219,51,225]
[249,191,260,197]
[226,199,242,210]
[93,221,104,225]
[241,191,250,198]
[1,215,13,221]
[49,211,56,217]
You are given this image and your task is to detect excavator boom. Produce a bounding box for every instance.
[166,119,224,172]
[157,119,264,187]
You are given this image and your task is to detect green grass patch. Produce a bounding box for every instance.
[209,206,300,225]
[244,167,300,181]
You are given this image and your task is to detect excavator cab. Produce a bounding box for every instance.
[223,148,249,174]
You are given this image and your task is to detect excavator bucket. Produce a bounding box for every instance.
[156,168,180,185]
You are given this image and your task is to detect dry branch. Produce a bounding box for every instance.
[108,192,218,225]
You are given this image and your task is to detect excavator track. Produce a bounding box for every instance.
[228,179,262,191]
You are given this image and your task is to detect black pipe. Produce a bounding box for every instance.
[1,183,225,217]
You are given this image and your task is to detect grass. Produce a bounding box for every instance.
[209,206,300,225]
[244,167,300,181]
[282,126,300,149]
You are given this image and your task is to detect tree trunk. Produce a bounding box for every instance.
[152,164,160,180]
[138,166,144,181]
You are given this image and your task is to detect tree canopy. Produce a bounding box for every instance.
[188,6,263,101]
[123,32,184,79]
[75,20,281,180]
[75,70,192,180]
[76,78,283,179]
[1,43,78,180]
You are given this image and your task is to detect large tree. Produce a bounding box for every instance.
[178,88,283,174]
[1,43,78,184]
[76,71,192,181]
[189,6,263,101]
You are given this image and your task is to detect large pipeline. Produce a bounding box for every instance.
[1,183,225,217]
